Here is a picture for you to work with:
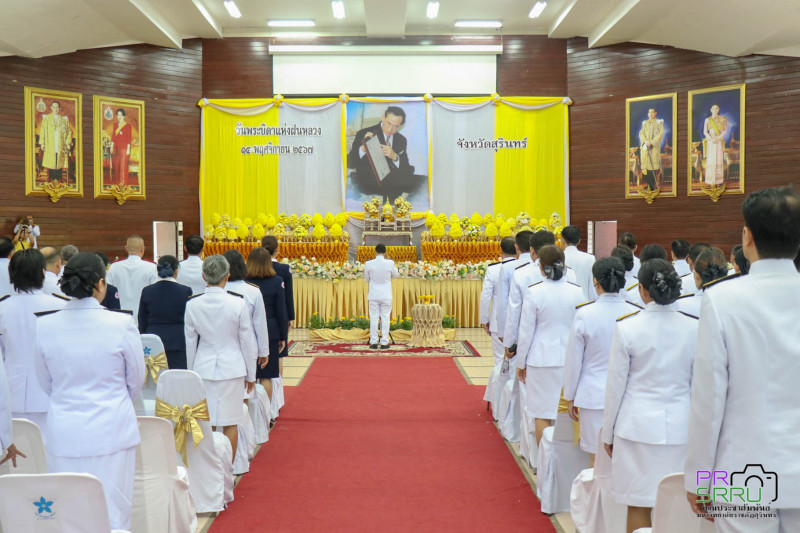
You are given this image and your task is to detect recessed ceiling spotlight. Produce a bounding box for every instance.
[426,1,439,19]
[223,0,241,19]
[528,1,547,18]
[332,1,346,19]
[267,20,316,27]
[454,20,502,28]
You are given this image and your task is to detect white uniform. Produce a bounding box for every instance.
[106,255,158,322]
[675,291,702,317]
[177,255,206,295]
[562,293,641,453]
[685,259,800,529]
[631,254,641,278]
[0,258,11,300]
[564,245,597,301]
[497,255,528,342]
[364,255,399,346]
[479,258,514,364]
[673,258,692,277]
[42,270,65,297]
[679,272,696,296]
[516,278,584,419]
[623,276,645,307]
[0,346,12,451]
[185,287,257,426]
[0,290,67,434]
[602,302,698,507]
[226,280,270,359]
[36,297,145,530]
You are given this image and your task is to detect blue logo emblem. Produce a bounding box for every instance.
[144,346,152,355]
[33,496,54,517]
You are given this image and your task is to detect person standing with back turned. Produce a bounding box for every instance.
[364,244,399,349]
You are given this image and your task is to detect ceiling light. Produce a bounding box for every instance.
[426,1,439,19]
[528,1,547,18]
[454,20,502,28]
[332,1,346,19]
[267,20,316,27]
[223,0,241,19]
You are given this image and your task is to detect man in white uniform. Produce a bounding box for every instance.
[671,239,692,277]
[364,244,399,349]
[618,232,641,277]
[106,235,158,323]
[177,234,206,295]
[562,225,597,301]
[40,247,65,297]
[0,346,25,468]
[0,238,13,300]
[685,186,800,531]
[680,242,710,296]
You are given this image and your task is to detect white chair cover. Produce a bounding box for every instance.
[0,472,131,533]
[489,360,516,421]
[536,412,591,514]
[131,417,197,533]
[483,363,499,405]
[155,370,234,513]
[0,419,47,475]
[631,473,715,533]
[232,403,256,475]
[250,384,270,444]
[270,377,284,419]
[518,394,538,469]
[497,378,521,443]
[136,334,167,416]
[594,427,627,533]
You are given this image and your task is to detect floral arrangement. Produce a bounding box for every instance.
[206,211,352,242]
[466,225,481,239]
[284,257,489,281]
[516,211,531,227]
[394,197,412,217]
[307,312,457,331]
[300,214,312,227]
[294,226,308,239]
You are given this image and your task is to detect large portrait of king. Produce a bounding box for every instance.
[93,95,146,201]
[24,87,83,198]
[625,93,677,199]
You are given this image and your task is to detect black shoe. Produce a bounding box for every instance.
[379,344,390,350]
[269,419,276,430]
[370,344,379,349]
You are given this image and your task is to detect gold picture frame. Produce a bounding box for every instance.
[24,87,83,201]
[688,84,745,200]
[625,93,677,202]
[93,95,145,204]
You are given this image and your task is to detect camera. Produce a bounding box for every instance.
[730,464,778,503]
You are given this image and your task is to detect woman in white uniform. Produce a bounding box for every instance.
[516,245,584,445]
[36,252,145,530]
[676,247,729,317]
[612,245,643,307]
[563,257,642,466]
[601,258,698,533]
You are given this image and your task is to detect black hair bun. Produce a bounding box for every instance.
[649,270,682,305]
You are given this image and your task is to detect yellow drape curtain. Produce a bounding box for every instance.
[493,97,567,218]
[199,100,279,225]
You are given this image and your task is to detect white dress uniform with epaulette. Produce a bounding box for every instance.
[679,272,696,296]
[364,255,399,346]
[497,254,529,340]
[622,274,645,307]
[631,255,641,278]
[564,245,598,301]
[0,258,11,300]
[36,297,145,530]
[185,286,257,426]
[42,270,65,297]
[516,277,584,419]
[673,258,692,277]
[0,290,68,436]
[225,280,270,361]
[562,293,642,454]
[106,255,158,323]
[0,346,12,453]
[602,301,698,507]
[685,260,800,529]
[177,255,207,296]
[675,290,703,317]
[479,258,514,365]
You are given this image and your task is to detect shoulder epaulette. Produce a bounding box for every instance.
[52,293,70,301]
[107,308,133,315]
[567,281,581,287]
[34,310,61,317]
[679,311,699,319]
[488,261,501,267]
[617,310,640,322]
[188,293,204,300]
[245,281,259,288]
[702,273,740,290]
[227,290,244,298]
[528,280,543,288]
[576,300,595,309]
[626,282,639,291]
[680,273,692,278]
[677,293,693,299]
[0,295,9,303]
[515,262,530,270]
[626,301,644,309]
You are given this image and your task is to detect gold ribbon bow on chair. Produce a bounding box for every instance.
[155,398,210,466]
[144,352,169,384]
[557,394,581,449]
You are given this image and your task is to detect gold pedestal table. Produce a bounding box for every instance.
[409,297,445,347]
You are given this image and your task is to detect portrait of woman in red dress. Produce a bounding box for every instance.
[111,108,132,186]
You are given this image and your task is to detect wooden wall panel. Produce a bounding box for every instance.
[497,36,567,96]
[0,41,202,261]
[203,38,272,99]
[567,38,800,255]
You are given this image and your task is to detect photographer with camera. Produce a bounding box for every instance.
[11,224,34,253]
[13,215,40,249]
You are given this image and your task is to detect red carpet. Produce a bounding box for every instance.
[288,340,480,357]
[209,358,555,533]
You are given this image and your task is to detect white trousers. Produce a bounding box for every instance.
[716,509,800,533]
[491,333,504,366]
[368,299,392,345]
[49,446,136,530]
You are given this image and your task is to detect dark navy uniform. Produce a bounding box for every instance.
[246,276,288,379]
[272,260,294,357]
[137,278,192,369]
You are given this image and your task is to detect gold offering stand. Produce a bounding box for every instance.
[408,295,445,347]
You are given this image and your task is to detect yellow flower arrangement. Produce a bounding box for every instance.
[520,225,533,232]
[288,214,300,228]
[485,223,498,237]
[294,226,308,239]
[273,223,285,234]
[311,213,323,226]
[323,212,335,228]
[449,222,463,238]
[214,227,227,241]
[425,212,436,228]
[226,228,238,241]
[335,213,348,226]
[482,213,494,226]
[300,214,312,227]
[252,223,266,240]
[470,212,483,226]
[243,217,253,227]
[330,223,343,238]
[266,214,276,229]
[210,213,222,226]
[236,224,249,239]
[449,213,460,226]
[277,213,289,225]
[312,223,326,241]
[431,222,446,238]
[204,224,214,239]
[494,215,505,228]
[256,213,268,226]
[371,196,382,207]
[499,222,513,237]
[232,217,242,228]
[437,213,448,225]
[549,212,562,229]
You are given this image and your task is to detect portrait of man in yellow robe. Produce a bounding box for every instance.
[638,107,664,191]
[38,100,73,181]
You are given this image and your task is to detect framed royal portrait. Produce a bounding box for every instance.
[625,93,677,200]
[688,84,745,198]
[93,95,145,202]
[24,87,83,199]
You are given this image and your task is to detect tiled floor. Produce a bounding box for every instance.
[196,328,576,533]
